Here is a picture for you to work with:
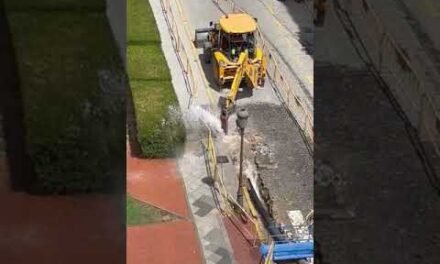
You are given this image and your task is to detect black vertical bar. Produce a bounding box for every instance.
[0,0,35,191]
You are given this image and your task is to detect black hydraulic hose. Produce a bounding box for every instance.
[246,179,286,242]
[247,181,312,263]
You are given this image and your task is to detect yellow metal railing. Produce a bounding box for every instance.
[243,186,266,242]
[205,127,266,245]
[264,241,275,264]
[163,0,217,106]
[160,0,196,101]
[206,128,231,215]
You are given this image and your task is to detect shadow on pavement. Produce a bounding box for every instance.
[277,0,314,55]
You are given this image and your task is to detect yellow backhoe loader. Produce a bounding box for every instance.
[195,13,267,133]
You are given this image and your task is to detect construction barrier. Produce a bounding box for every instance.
[160,0,219,106]
[335,0,440,158]
[264,241,275,264]
[212,0,314,147]
[204,127,266,246]
[160,0,201,105]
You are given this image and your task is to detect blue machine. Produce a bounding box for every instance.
[260,241,314,261]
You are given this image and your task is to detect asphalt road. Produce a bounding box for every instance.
[233,0,314,99]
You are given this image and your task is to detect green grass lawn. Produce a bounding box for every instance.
[127,0,185,158]
[7,11,125,193]
[127,0,160,44]
[127,195,176,226]
[127,45,171,81]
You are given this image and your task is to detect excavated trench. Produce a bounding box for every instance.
[222,103,313,226]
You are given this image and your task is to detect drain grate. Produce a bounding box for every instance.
[216,155,229,164]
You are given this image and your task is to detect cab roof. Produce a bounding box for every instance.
[219,13,257,34]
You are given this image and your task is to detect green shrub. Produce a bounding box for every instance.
[8,12,125,193]
[130,80,185,157]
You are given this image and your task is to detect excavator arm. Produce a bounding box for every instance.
[220,50,248,134]
[225,51,248,111]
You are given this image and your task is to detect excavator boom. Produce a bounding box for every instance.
[225,51,248,109]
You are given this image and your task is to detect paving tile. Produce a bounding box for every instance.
[197,225,212,237]
[193,199,215,217]
[206,242,221,253]
[204,227,224,242]
[217,254,233,264]
[198,194,216,207]
[207,252,222,263]
[215,247,230,257]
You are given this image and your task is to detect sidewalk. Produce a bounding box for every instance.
[177,140,238,264]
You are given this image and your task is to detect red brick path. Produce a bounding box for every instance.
[127,156,189,218]
[126,147,204,264]
[128,221,202,264]
[223,215,262,264]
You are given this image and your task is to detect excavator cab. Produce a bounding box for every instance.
[226,32,256,61]
[195,13,265,87]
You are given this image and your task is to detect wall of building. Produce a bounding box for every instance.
[336,0,440,156]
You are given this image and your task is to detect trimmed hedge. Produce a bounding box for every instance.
[127,0,185,158]
[130,80,185,157]
[7,11,125,193]
[127,0,160,44]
